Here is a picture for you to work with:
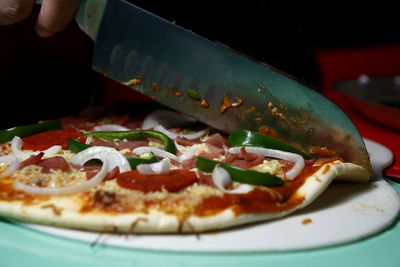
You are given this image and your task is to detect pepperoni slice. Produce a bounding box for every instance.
[38,156,70,173]
[19,152,44,169]
[116,170,197,193]
[22,128,83,150]
[18,153,70,173]
[83,166,121,181]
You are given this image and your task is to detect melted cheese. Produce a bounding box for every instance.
[51,149,75,161]
[97,178,223,217]
[119,148,131,155]
[148,141,164,149]
[194,143,208,155]
[15,165,87,188]
[0,163,9,173]
[250,159,284,176]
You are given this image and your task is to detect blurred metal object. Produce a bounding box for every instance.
[335,75,400,130]
[75,0,372,174]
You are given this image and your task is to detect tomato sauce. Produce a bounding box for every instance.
[195,161,323,217]
[0,180,48,203]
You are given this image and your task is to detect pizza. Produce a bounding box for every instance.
[0,108,369,233]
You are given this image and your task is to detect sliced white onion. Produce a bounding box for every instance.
[92,124,130,132]
[11,136,62,160]
[11,137,30,159]
[132,146,180,162]
[14,160,109,195]
[178,144,200,161]
[42,145,63,156]
[85,136,93,145]
[142,110,195,130]
[227,146,304,180]
[142,110,207,140]
[212,166,254,194]
[14,146,132,195]
[137,158,171,175]
[0,155,20,178]
[154,125,208,140]
[71,146,131,173]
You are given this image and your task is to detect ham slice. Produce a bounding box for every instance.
[205,133,228,148]
[223,147,265,169]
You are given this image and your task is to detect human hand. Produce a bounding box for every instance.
[0,0,81,37]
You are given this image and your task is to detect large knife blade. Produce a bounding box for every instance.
[76,0,371,174]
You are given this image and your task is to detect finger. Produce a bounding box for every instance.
[35,0,81,38]
[0,0,35,25]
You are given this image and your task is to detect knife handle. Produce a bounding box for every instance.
[75,0,108,41]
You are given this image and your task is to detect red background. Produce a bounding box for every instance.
[316,45,400,180]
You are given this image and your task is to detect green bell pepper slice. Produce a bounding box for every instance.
[195,156,283,187]
[228,130,310,160]
[187,88,201,100]
[83,130,176,154]
[0,120,62,144]
[67,138,158,170]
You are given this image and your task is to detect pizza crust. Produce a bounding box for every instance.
[185,161,368,233]
[0,160,368,233]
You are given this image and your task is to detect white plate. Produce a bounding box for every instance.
[22,139,400,252]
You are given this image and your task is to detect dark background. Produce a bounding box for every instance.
[1,1,399,128]
[134,1,400,87]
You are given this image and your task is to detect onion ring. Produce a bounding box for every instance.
[227,146,304,180]
[212,166,254,194]
[137,158,171,175]
[14,160,109,195]
[11,136,61,160]
[92,124,131,132]
[142,110,207,140]
[0,155,20,178]
[133,146,180,162]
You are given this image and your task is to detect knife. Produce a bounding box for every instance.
[75,0,372,175]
